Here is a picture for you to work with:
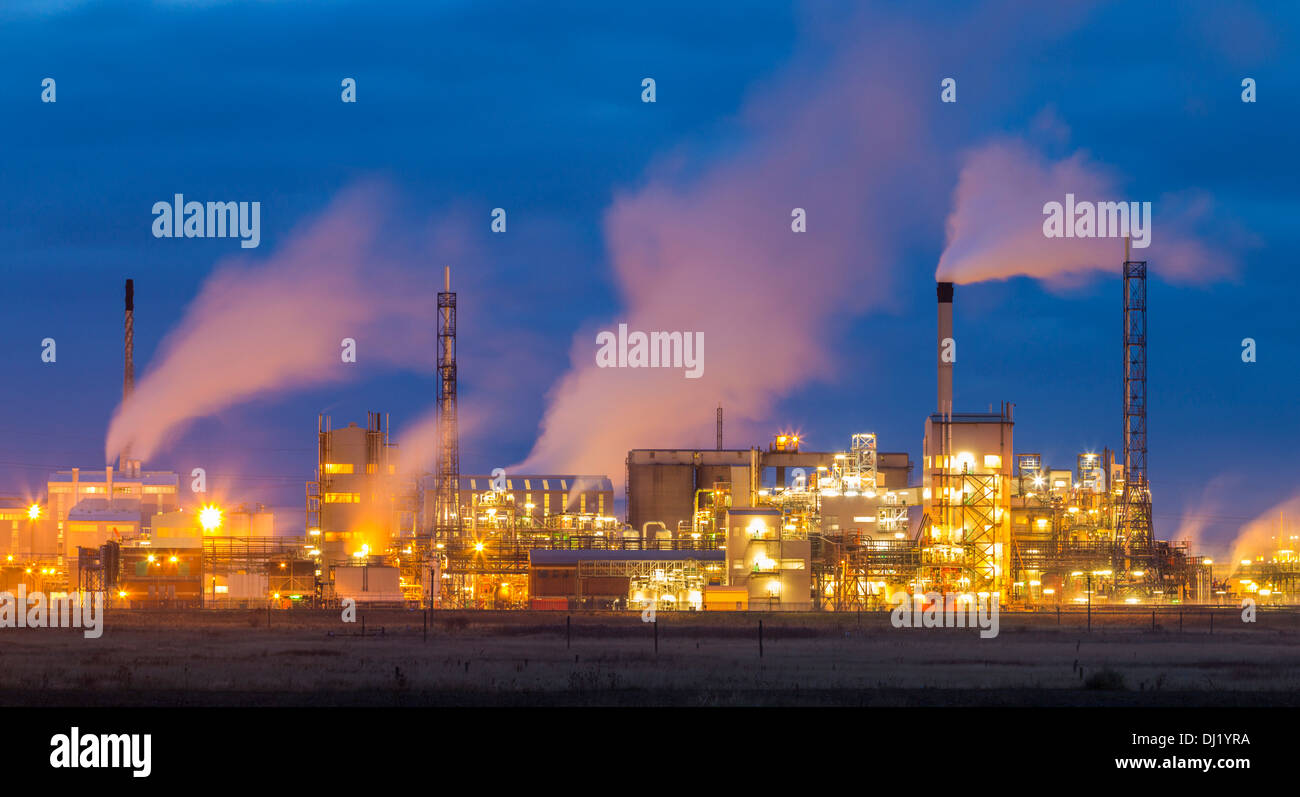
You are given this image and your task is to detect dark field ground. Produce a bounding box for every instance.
[2,608,1298,706]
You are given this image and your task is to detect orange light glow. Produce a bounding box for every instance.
[199,504,223,531]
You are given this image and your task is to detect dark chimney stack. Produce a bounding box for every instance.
[121,279,138,477]
[937,281,954,415]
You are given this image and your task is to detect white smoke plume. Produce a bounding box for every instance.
[936,137,1243,285]
[1228,493,1300,570]
[106,184,431,463]
[515,16,942,481]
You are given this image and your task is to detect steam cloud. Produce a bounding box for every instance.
[394,404,493,476]
[936,137,1241,285]
[105,185,430,463]
[517,18,938,481]
[1172,475,1236,556]
[1228,494,1300,570]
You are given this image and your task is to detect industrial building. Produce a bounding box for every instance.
[448,474,614,523]
[626,444,911,534]
[528,549,726,610]
[0,253,1256,611]
[306,412,414,562]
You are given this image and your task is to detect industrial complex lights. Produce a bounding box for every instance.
[198,504,223,532]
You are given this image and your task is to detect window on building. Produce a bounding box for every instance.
[323,463,354,474]
[323,492,361,504]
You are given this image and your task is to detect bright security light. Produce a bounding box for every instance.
[199,504,223,531]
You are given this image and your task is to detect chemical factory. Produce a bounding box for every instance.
[0,255,1278,613]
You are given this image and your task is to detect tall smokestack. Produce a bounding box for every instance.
[121,278,136,475]
[124,279,134,401]
[937,281,953,415]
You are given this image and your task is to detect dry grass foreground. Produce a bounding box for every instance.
[1,608,1297,706]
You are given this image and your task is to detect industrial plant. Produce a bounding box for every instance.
[0,253,1275,614]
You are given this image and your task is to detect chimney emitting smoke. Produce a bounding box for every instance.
[937,281,953,415]
[121,278,137,475]
[124,279,134,401]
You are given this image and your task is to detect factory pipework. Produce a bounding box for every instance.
[937,281,953,416]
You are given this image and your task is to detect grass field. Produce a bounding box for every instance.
[2,608,1298,706]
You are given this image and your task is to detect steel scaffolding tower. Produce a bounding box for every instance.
[850,433,878,489]
[433,267,461,541]
[1120,246,1153,552]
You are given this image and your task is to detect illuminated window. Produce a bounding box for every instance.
[366,464,377,475]
[323,463,354,475]
[984,455,1002,469]
[323,492,360,504]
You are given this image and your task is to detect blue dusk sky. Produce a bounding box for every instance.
[0,0,1295,557]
